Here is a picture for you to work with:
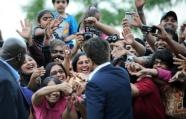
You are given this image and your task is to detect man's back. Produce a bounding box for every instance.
[0,59,29,119]
[86,64,133,119]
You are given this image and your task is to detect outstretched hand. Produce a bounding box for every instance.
[125,62,145,76]
[16,19,32,41]
[122,19,135,45]
[173,54,186,71]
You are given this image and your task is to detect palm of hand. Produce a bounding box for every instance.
[17,20,32,39]
[122,26,134,45]
[20,28,31,39]
[125,33,134,45]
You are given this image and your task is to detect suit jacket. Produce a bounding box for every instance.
[86,64,133,119]
[0,59,29,119]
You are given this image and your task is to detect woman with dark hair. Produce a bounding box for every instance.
[72,52,92,75]
[44,62,67,81]
[20,54,46,88]
[32,76,78,119]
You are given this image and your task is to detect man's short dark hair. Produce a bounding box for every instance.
[83,37,110,65]
[160,11,177,23]
[52,0,69,4]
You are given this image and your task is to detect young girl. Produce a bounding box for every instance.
[32,76,78,119]
[32,10,54,48]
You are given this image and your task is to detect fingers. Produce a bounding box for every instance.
[178,54,186,60]
[169,71,186,83]
[84,17,97,24]
[34,66,46,77]
[16,29,21,35]
[173,55,186,71]
[24,19,31,27]
[20,20,24,28]
[122,18,130,27]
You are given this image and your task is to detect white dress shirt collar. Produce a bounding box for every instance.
[88,62,111,81]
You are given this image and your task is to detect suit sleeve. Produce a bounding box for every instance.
[85,81,105,119]
[0,79,18,119]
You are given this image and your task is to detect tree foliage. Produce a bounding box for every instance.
[23,0,185,26]
[23,0,45,21]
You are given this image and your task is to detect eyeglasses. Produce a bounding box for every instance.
[51,50,64,54]
[50,69,65,76]
[42,17,53,21]
[55,0,66,4]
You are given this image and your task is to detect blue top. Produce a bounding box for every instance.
[52,11,78,40]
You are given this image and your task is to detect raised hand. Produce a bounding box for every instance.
[125,62,144,76]
[60,82,73,95]
[169,70,186,83]
[173,54,186,71]
[153,25,170,41]
[75,33,84,47]
[30,66,46,80]
[122,19,135,45]
[16,19,32,41]
[63,45,71,59]
[84,16,98,25]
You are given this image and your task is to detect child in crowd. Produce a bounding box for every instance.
[32,76,78,119]
[51,0,78,41]
[32,10,54,48]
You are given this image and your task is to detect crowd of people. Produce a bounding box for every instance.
[0,0,186,119]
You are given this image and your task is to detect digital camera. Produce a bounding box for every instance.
[141,25,159,34]
[107,34,120,43]
[83,26,100,41]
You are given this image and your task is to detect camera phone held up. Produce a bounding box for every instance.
[141,25,159,34]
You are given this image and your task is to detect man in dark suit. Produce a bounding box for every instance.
[83,37,133,119]
[0,38,29,119]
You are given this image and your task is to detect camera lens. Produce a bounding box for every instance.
[84,32,93,40]
[107,34,119,43]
